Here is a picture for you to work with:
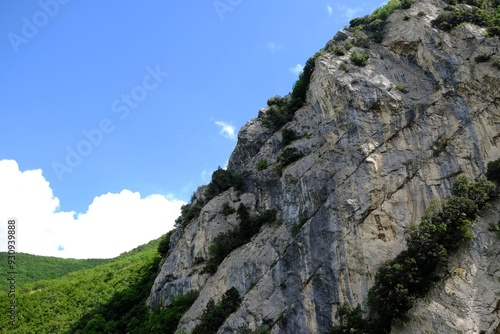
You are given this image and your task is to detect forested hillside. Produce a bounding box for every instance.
[0,252,108,292]
[0,238,178,334]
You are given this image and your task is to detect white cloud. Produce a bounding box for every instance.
[0,160,185,259]
[337,5,363,20]
[215,121,236,140]
[267,42,282,53]
[327,5,333,16]
[289,64,304,76]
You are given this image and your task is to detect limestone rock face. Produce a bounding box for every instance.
[148,0,500,332]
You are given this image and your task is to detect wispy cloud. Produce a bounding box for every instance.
[327,5,333,16]
[289,64,304,76]
[215,121,236,140]
[267,42,282,53]
[180,181,194,195]
[337,5,363,20]
[201,170,210,182]
[0,160,185,259]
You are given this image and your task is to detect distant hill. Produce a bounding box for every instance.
[0,252,109,292]
[0,238,174,334]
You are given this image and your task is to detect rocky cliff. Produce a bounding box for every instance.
[147,0,500,332]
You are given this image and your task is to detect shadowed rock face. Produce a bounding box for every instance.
[147,0,500,332]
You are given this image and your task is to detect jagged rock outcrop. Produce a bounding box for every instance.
[148,0,500,332]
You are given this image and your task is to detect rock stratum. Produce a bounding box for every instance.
[148,0,500,332]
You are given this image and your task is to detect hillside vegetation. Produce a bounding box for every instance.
[0,252,108,292]
[0,238,190,334]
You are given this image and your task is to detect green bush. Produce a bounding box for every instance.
[348,0,406,43]
[282,128,298,146]
[449,0,491,6]
[261,52,323,131]
[475,53,491,62]
[260,51,326,132]
[267,95,286,107]
[333,45,346,56]
[291,216,308,237]
[221,202,236,216]
[192,288,241,334]
[349,16,369,28]
[261,104,290,131]
[451,175,496,205]
[431,3,500,37]
[158,230,175,257]
[330,304,370,334]
[203,205,277,274]
[401,0,414,8]
[83,313,107,333]
[350,51,370,67]
[490,219,500,238]
[339,62,348,72]
[274,163,283,177]
[351,30,371,47]
[279,147,304,167]
[273,147,304,177]
[366,19,385,33]
[493,58,500,69]
[290,52,321,109]
[203,230,242,274]
[143,290,199,334]
[487,159,500,182]
[175,201,204,228]
[256,159,269,171]
[395,82,409,93]
[205,168,244,202]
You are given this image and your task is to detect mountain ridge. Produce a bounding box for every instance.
[0,252,109,292]
[0,239,162,333]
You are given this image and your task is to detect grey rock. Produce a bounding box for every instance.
[148,0,500,332]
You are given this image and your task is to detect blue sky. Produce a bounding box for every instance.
[0,0,382,258]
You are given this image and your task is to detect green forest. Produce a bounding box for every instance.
[0,252,108,292]
[0,238,177,334]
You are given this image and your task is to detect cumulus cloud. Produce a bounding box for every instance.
[0,160,185,259]
[267,42,282,53]
[289,64,304,76]
[327,5,333,16]
[215,121,236,140]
